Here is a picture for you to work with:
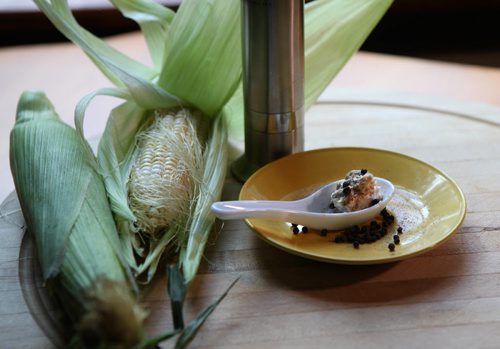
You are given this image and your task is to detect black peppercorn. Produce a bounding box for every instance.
[388,243,395,251]
[360,169,368,175]
[342,181,350,188]
[302,226,309,234]
[370,221,381,230]
[397,226,403,234]
[292,227,299,234]
[353,241,360,248]
[393,235,400,244]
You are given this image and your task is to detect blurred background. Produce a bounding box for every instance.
[1,0,499,67]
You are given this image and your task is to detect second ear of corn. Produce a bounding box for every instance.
[10,91,146,348]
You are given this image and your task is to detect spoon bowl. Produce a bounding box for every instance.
[211,178,395,230]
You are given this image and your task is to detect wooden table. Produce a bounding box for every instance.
[2,32,500,348]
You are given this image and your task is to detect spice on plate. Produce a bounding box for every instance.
[328,209,401,252]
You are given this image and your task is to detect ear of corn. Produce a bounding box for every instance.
[10,91,146,348]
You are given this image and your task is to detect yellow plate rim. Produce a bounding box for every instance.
[239,147,467,264]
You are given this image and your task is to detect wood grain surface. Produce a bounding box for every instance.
[2,32,500,349]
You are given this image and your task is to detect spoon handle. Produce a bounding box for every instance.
[211,200,298,221]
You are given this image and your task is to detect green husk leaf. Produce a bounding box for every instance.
[33,0,155,85]
[34,0,183,110]
[167,264,187,330]
[111,0,175,71]
[97,101,146,223]
[304,0,393,109]
[174,277,239,349]
[180,114,228,283]
[222,84,244,144]
[140,329,180,349]
[74,87,131,139]
[106,60,184,109]
[224,0,393,142]
[136,225,178,280]
[158,0,242,117]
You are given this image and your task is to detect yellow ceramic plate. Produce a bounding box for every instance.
[240,147,466,264]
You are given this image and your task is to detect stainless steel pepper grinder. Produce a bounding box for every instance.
[232,0,305,182]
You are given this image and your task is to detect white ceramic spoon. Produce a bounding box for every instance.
[211,178,395,231]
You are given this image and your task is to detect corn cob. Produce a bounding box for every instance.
[128,108,204,240]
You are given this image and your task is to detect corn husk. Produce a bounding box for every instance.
[9,91,146,348]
